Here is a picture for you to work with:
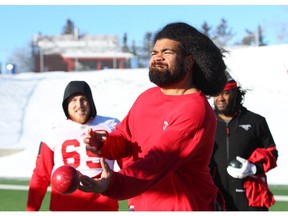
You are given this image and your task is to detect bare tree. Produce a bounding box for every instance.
[7,43,34,73]
[241,25,266,46]
[277,25,288,43]
[242,29,255,45]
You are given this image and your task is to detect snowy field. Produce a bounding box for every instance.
[0,44,287,185]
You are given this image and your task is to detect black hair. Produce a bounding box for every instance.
[153,22,227,96]
[235,87,247,108]
[214,87,247,116]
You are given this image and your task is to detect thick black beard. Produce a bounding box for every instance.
[149,64,186,87]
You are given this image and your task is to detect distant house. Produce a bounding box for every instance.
[32,33,135,72]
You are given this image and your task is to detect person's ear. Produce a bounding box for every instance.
[185,55,195,71]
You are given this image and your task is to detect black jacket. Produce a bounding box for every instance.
[211,106,278,210]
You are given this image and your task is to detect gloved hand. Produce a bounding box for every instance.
[227,156,257,179]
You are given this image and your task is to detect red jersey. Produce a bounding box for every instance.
[101,87,219,211]
[27,116,119,211]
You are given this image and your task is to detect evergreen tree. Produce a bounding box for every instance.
[257,25,267,46]
[122,33,129,52]
[201,21,213,37]
[136,32,154,68]
[212,18,234,47]
[131,40,137,55]
[63,19,74,35]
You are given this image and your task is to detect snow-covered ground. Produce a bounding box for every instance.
[0,44,287,185]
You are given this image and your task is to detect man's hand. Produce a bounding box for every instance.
[78,157,113,193]
[227,156,257,179]
[83,129,108,154]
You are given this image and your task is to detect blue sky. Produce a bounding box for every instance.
[0,4,288,71]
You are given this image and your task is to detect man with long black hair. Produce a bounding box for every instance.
[79,22,227,211]
[210,73,278,211]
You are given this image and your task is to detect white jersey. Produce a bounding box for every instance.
[43,115,120,178]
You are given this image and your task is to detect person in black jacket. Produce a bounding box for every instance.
[210,73,278,211]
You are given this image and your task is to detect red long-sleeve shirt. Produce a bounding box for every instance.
[101,87,219,211]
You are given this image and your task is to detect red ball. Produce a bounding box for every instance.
[51,165,79,194]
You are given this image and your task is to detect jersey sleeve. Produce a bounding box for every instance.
[251,117,278,174]
[100,116,134,160]
[248,146,277,173]
[100,134,134,160]
[26,142,54,211]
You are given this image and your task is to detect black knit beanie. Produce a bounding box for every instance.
[62,81,97,119]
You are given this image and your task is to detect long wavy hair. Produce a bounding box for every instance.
[235,87,247,110]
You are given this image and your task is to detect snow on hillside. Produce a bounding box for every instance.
[0,44,287,185]
[0,69,154,178]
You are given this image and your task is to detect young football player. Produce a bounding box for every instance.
[27,80,120,211]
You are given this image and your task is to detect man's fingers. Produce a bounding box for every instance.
[236,156,246,164]
[87,128,93,135]
[83,137,89,144]
[100,158,110,176]
[78,159,112,194]
[96,130,108,140]
[78,175,93,192]
[84,129,105,153]
[79,175,89,184]
[85,145,100,155]
[101,158,109,168]
[100,157,107,168]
